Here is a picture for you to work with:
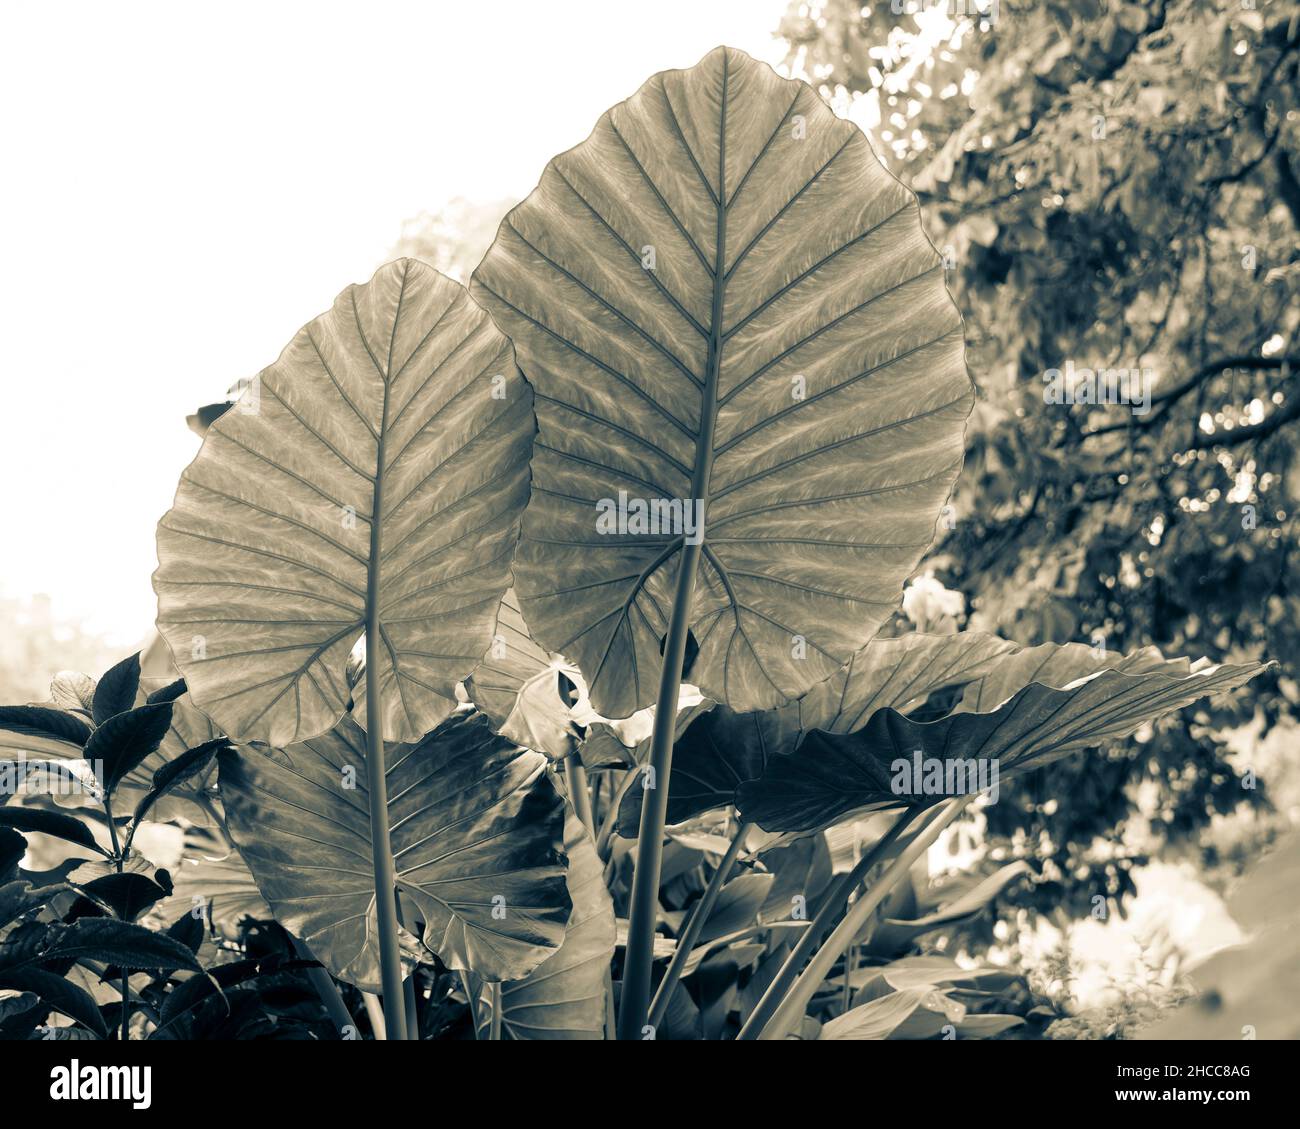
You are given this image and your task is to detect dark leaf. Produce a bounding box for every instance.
[92,653,142,726]
[145,679,188,706]
[0,808,107,857]
[26,917,203,973]
[0,706,92,752]
[76,874,171,922]
[0,969,109,1038]
[130,737,227,826]
[84,702,175,798]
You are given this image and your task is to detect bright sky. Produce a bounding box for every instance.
[0,0,788,644]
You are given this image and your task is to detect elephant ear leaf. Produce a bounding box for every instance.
[466,590,586,758]
[799,631,1022,733]
[476,812,615,1039]
[154,259,534,745]
[217,711,570,989]
[472,45,972,718]
[613,632,1016,835]
[737,651,1271,833]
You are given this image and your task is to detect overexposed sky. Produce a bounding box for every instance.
[0,0,788,644]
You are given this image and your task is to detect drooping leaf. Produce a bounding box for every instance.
[737,654,1270,833]
[116,689,222,825]
[0,706,91,757]
[475,812,615,1039]
[0,969,109,1038]
[798,631,1022,733]
[471,45,972,717]
[870,861,1033,954]
[0,808,106,857]
[616,703,796,836]
[76,873,172,922]
[154,258,534,745]
[466,589,586,758]
[11,917,202,973]
[612,633,1012,834]
[83,702,175,798]
[695,872,774,944]
[818,986,932,1040]
[92,653,142,726]
[217,711,570,989]
[130,737,228,826]
[0,880,64,929]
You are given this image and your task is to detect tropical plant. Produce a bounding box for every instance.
[0,44,1278,1044]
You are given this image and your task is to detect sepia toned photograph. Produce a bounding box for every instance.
[0,0,1296,1099]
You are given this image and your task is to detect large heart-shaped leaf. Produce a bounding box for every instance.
[155,259,533,745]
[475,812,614,1039]
[217,711,570,988]
[615,704,796,836]
[156,829,272,939]
[737,652,1270,833]
[471,46,972,717]
[613,632,1015,835]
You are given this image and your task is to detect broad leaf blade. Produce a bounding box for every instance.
[471,46,972,717]
[737,655,1270,833]
[155,259,534,745]
[217,711,570,989]
[476,812,615,1039]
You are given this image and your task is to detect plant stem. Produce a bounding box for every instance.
[616,540,705,1040]
[756,797,969,1040]
[565,753,595,836]
[103,795,132,1041]
[736,807,919,1040]
[489,981,502,1041]
[363,623,407,1039]
[647,819,751,1029]
[362,992,387,1040]
[362,356,407,1040]
[292,935,356,1037]
[595,768,640,862]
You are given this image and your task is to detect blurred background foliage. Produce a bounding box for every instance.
[771,0,1300,927]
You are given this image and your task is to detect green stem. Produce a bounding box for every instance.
[489,981,502,1041]
[565,753,595,836]
[104,794,131,1041]
[362,992,387,1040]
[595,768,640,862]
[363,614,407,1039]
[616,540,705,1040]
[756,798,969,1040]
[736,807,919,1040]
[647,819,751,1029]
[292,935,356,1037]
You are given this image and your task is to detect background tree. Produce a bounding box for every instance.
[777,0,1300,915]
